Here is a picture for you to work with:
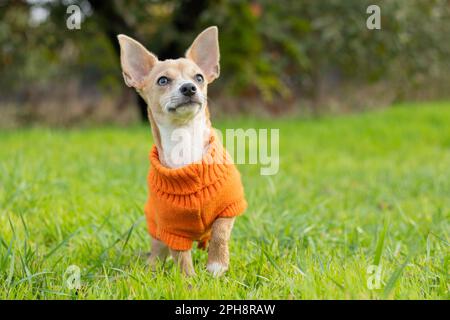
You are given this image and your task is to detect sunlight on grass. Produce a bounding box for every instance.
[0,101,449,299]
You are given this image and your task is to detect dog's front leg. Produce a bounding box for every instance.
[148,237,169,270]
[170,249,196,276]
[207,217,235,277]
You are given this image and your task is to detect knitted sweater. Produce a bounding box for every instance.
[144,134,247,251]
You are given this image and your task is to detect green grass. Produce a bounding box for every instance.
[0,101,449,299]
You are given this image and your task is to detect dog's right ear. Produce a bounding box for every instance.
[186,26,220,83]
[117,35,158,89]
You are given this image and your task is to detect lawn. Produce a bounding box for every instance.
[0,101,449,299]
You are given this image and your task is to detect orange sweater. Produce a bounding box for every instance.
[144,135,247,251]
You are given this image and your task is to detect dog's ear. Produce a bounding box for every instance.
[186,26,220,83]
[117,35,158,89]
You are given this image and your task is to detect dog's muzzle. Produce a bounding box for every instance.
[168,98,202,112]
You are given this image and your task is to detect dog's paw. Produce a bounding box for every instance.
[206,262,228,277]
[147,256,160,271]
[183,268,197,277]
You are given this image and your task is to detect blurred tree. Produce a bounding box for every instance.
[0,0,211,121]
[0,0,449,122]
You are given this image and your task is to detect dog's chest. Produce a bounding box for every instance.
[158,113,210,168]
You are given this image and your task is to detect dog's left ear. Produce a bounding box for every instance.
[186,26,220,83]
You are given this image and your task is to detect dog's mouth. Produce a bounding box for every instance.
[167,100,201,112]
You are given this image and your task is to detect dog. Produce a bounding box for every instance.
[117,27,247,276]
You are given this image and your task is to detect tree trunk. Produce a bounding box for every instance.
[158,0,209,60]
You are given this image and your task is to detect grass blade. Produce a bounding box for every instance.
[43,229,81,261]
[374,219,388,266]
[383,259,409,299]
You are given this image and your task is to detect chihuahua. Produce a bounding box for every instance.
[117,27,247,276]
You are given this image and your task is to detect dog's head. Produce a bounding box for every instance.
[117,27,220,125]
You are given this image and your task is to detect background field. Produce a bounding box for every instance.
[0,101,449,299]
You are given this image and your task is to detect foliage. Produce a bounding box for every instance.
[0,0,449,111]
[223,0,450,101]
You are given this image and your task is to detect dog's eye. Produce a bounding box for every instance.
[157,76,169,86]
[195,74,204,83]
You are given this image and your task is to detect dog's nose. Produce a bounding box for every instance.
[179,83,197,97]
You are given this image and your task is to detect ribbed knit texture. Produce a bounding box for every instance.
[144,134,247,250]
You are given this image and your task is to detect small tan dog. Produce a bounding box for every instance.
[117,27,247,276]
